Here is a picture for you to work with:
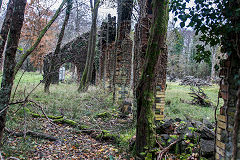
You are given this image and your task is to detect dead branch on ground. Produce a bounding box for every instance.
[4,128,58,141]
[188,86,212,107]
[157,139,180,160]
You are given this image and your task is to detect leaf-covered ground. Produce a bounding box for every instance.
[2,72,135,159]
[3,119,133,159]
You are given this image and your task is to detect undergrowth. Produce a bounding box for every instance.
[1,72,221,158]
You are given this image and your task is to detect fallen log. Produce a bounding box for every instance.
[4,128,58,141]
[27,109,119,143]
[31,113,63,119]
[53,118,78,126]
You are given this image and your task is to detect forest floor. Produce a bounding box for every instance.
[0,71,221,159]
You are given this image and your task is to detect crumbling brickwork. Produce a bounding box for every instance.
[98,14,116,89]
[114,0,133,101]
[43,32,89,82]
[216,53,240,159]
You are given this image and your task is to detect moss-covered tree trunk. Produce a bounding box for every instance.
[0,0,26,144]
[0,0,14,70]
[135,0,169,158]
[44,0,72,93]
[78,0,100,92]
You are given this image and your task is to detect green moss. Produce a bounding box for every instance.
[52,118,77,126]
[63,119,77,126]
[145,153,152,160]
[78,125,90,130]
[30,113,63,119]
[95,130,119,143]
[31,113,40,118]
[102,130,110,134]
[53,118,64,123]
[96,133,102,139]
[140,152,146,156]
[47,115,63,119]
[170,135,179,139]
[95,112,111,119]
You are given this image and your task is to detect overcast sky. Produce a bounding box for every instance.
[51,0,117,18]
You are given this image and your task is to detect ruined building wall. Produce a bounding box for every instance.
[216,53,240,159]
[99,22,107,83]
[99,15,116,89]
[43,33,89,82]
[114,0,133,101]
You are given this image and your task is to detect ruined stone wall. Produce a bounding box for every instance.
[216,53,240,159]
[114,21,133,101]
[105,43,115,90]
[43,33,89,82]
[99,22,107,82]
[133,16,151,92]
[114,0,133,101]
[98,15,116,89]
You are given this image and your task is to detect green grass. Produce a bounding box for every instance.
[165,82,223,122]
[2,71,135,158]
[3,72,221,127]
[0,71,43,84]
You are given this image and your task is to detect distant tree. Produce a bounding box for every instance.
[14,0,68,75]
[0,0,27,144]
[169,28,184,55]
[64,0,91,40]
[20,0,57,71]
[44,0,73,93]
[167,28,185,78]
[136,0,169,158]
[0,0,68,145]
[78,0,100,92]
[0,0,2,10]
[0,0,14,70]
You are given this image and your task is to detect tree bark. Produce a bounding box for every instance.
[210,46,217,82]
[216,1,240,159]
[135,0,169,158]
[0,0,26,144]
[44,0,72,93]
[0,0,14,71]
[78,0,100,92]
[0,0,2,10]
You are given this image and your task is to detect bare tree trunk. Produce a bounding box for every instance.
[135,0,169,158]
[211,46,217,82]
[44,0,72,93]
[78,0,100,92]
[0,0,2,10]
[0,0,14,70]
[75,0,80,32]
[0,0,26,144]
